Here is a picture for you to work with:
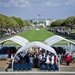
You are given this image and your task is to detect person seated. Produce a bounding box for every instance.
[40,54,46,70]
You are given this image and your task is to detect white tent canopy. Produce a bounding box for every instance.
[0,36,29,46]
[11,36,29,44]
[14,41,57,58]
[44,35,75,46]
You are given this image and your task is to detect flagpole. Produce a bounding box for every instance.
[37,14,38,26]
[37,14,41,28]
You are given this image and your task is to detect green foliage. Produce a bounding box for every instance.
[62,16,75,27]
[0,14,6,28]
[30,20,33,23]
[33,22,37,25]
[24,20,31,26]
[0,14,19,29]
[10,18,19,28]
[12,16,24,28]
[50,16,75,27]
[0,14,27,36]
[51,19,65,27]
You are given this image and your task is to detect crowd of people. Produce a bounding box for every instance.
[5,47,75,71]
[0,26,32,39]
[13,48,59,71]
[48,27,75,39]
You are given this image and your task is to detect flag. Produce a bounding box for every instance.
[38,14,41,16]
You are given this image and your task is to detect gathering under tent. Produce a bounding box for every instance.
[0,35,75,71]
[0,35,75,56]
[14,41,57,58]
[11,41,58,72]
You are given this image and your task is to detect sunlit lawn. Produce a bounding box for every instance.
[1,29,75,46]
[18,29,55,42]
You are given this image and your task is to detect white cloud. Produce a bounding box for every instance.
[43,1,63,7]
[0,0,31,7]
[0,0,75,7]
[43,0,75,7]
[65,0,75,5]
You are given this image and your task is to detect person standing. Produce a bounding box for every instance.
[65,53,71,66]
[29,55,34,68]
[45,54,50,70]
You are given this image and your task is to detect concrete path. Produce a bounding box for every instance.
[1,66,75,72]
[0,72,75,75]
[0,67,75,75]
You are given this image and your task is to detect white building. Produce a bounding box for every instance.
[45,20,50,26]
[45,19,56,26]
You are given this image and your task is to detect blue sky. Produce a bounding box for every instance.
[0,0,75,20]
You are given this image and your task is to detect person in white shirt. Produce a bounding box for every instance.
[39,54,42,60]
[51,55,54,65]
[45,55,50,64]
[45,54,50,70]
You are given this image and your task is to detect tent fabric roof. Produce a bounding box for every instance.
[0,36,29,46]
[1,35,75,58]
[14,41,57,58]
[44,35,75,46]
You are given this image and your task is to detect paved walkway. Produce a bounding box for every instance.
[0,59,75,73]
[0,72,75,75]
[0,66,75,75]
[0,66,75,72]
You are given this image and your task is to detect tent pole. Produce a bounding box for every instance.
[68,42,70,51]
[11,55,14,72]
[12,58,13,72]
[70,43,73,52]
[58,57,60,72]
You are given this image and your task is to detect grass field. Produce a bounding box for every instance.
[1,29,75,46]
[18,29,55,42]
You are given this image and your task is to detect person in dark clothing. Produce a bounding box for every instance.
[24,53,31,70]
[25,54,30,63]
[33,54,39,68]
[39,54,46,70]
[5,61,12,72]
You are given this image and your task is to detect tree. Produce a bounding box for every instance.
[0,14,6,28]
[33,22,37,25]
[10,18,19,29]
[50,19,64,27]
[30,20,33,23]
[0,14,6,36]
[62,16,75,27]
[12,16,24,28]
[24,20,31,26]
[3,16,18,30]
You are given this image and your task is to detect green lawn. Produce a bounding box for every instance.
[17,29,55,42]
[1,29,75,46]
